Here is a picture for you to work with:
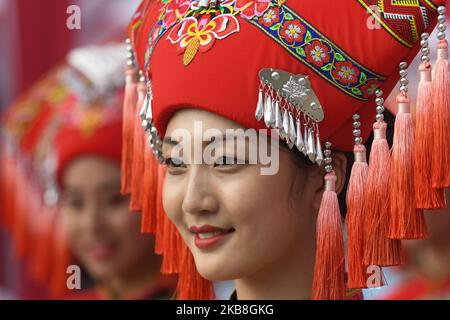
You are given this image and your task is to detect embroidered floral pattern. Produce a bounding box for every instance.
[332,61,360,85]
[167,14,240,65]
[245,1,386,100]
[258,7,280,27]
[305,40,330,67]
[163,0,191,28]
[280,19,305,43]
[234,0,270,19]
[361,79,381,98]
[143,0,386,100]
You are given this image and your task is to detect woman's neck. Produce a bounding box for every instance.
[234,239,315,300]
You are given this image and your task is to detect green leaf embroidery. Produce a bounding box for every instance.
[296,47,306,57]
[284,13,294,20]
[335,53,345,62]
[321,63,333,71]
[305,31,312,42]
[270,22,282,31]
[359,72,367,84]
[351,87,362,96]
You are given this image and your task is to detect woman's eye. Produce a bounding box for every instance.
[165,157,186,168]
[107,194,126,207]
[63,198,84,211]
[214,156,237,167]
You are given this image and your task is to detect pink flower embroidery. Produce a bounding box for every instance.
[280,19,306,43]
[167,14,240,65]
[258,7,280,27]
[305,40,330,67]
[163,0,191,28]
[332,61,360,85]
[361,79,381,98]
[234,0,270,19]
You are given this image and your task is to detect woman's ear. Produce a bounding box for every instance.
[309,151,347,212]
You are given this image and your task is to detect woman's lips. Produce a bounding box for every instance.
[189,225,235,249]
[85,242,118,262]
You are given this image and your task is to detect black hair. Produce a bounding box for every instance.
[286,110,396,217]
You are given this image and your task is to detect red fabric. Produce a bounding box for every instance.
[16,0,73,93]
[55,120,123,186]
[131,0,443,152]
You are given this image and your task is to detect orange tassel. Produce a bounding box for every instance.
[121,67,138,195]
[389,94,427,240]
[160,217,181,275]
[346,144,369,289]
[141,146,158,233]
[176,245,215,300]
[414,62,446,209]
[363,121,403,266]
[154,165,166,255]
[432,39,450,188]
[129,80,146,211]
[312,171,345,300]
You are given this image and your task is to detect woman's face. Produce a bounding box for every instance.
[60,156,156,282]
[162,109,324,281]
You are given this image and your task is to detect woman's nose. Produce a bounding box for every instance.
[181,166,219,216]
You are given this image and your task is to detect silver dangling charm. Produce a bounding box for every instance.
[264,93,273,127]
[255,88,264,121]
[288,111,297,144]
[282,108,289,141]
[306,127,316,162]
[315,133,324,166]
[296,118,305,154]
[274,100,282,130]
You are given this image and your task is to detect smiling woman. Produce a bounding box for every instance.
[123,0,448,300]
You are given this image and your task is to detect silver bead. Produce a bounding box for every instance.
[324,157,332,165]
[420,40,428,48]
[375,97,384,105]
[323,149,331,157]
[400,85,408,92]
[376,105,385,114]
[353,122,361,129]
[352,114,360,121]
[271,72,280,80]
[375,89,383,97]
[421,47,430,56]
[325,165,333,173]
[437,31,446,40]
[399,62,408,69]
[400,78,409,86]
[352,129,361,137]
[324,141,332,148]
[421,33,429,40]
[421,55,430,63]
[376,114,384,121]
[438,24,447,32]
[399,69,408,78]
[437,6,446,15]
[354,136,363,144]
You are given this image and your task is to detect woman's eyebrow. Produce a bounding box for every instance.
[162,136,180,146]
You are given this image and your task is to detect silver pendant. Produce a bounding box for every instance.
[306,127,316,162]
[282,108,289,141]
[296,119,305,154]
[315,134,324,166]
[274,100,282,130]
[264,94,273,127]
[288,112,296,143]
[255,89,264,121]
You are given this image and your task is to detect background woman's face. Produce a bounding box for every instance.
[60,156,155,282]
[162,109,318,281]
